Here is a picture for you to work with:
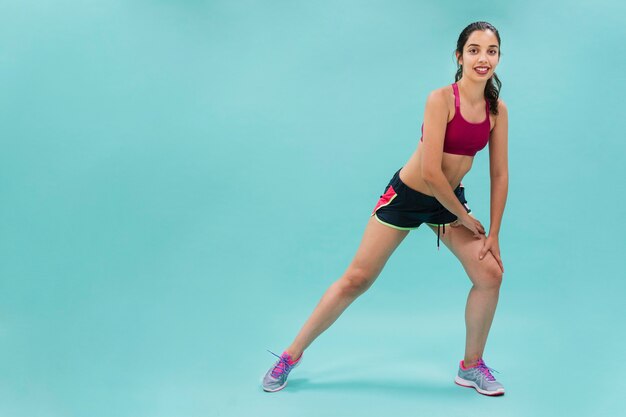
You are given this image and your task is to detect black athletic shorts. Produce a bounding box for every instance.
[371,168,472,248]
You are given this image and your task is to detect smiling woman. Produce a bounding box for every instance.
[454,23,503,116]
[262,21,509,397]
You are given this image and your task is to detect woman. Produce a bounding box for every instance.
[262,21,508,397]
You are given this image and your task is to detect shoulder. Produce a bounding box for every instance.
[425,85,453,111]
[426,85,453,102]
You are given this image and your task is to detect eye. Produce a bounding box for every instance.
[489,50,497,55]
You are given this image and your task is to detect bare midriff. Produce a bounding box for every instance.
[399,142,474,196]
[400,85,495,196]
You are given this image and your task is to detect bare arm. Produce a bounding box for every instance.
[476,99,509,270]
[420,90,469,219]
[487,99,509,236]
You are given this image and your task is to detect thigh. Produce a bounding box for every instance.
[347,216,410,278]
[426,222,502,283]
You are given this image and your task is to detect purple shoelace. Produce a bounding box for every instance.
[267,350,297,378]
[475,358,499,381]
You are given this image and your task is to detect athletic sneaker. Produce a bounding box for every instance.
[262,350,303,392]
[454,358,505,396]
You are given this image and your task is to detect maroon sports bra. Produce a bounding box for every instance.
[420,83,490,156]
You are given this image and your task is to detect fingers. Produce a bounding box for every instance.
[494,253,504,273]
[473,221,485,238]
[485,248,504,273]
[459,216,485,237]
[480,249,504,273]
[477,237,505,273]
[470,225,482,238]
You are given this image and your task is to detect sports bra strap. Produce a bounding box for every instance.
[452,83,460,109]
[453,82,491,115]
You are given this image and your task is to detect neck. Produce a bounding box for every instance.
[456,78,488,105]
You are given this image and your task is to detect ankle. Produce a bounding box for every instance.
[462,356,481,369]
[462,360,477,369]
[285,348,303,362]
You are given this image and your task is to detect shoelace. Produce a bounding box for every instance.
[267,349,295,378]
[475,359,500,382]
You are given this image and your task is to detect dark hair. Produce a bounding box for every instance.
[454,22,502,115]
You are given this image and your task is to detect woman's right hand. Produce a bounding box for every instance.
[451,213,486,238]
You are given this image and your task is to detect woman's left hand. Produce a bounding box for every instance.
[479,235,504,273]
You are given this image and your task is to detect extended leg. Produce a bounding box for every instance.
[285,216,410,359]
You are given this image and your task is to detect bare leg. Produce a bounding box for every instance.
[427,224,503,367]
[284,216,410,359]
[463,283,500,366]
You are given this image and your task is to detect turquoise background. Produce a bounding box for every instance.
[1,0,624,416]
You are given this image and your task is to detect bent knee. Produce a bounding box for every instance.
[339,266,379,295]
[471,258,503,289]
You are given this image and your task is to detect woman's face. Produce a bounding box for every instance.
[457,30,500,80]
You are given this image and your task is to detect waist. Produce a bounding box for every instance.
[397,167,462,197]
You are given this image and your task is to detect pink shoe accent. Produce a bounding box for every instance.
[461,359,498,381]
[283,351,301,365]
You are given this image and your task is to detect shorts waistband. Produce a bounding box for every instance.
[392,167,462,199]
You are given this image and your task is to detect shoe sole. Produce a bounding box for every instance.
[263,382,288,392]
[454,376,505,396]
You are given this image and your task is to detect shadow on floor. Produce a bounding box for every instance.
[283,377,476,398]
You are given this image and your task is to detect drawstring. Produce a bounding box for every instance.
[436,223,446,250]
